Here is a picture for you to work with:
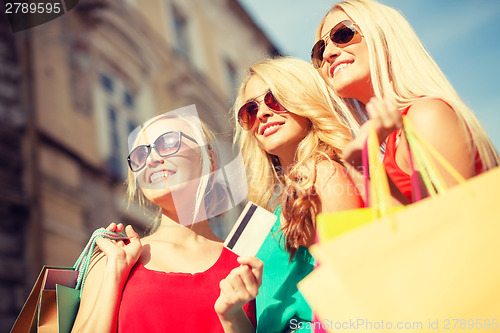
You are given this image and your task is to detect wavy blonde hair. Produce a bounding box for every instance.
[316,0,499,170]
[233,57,357,257]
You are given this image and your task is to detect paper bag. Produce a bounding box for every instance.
[10,266,77,333]
[299,167,500,332]
[11,228,128,333]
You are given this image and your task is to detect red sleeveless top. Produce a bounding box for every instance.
[117,247,256,332]
[383,102,483,203]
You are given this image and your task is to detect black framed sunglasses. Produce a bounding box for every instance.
[311,20,361,69]
[127,131,198,172]
[238,90,287,131]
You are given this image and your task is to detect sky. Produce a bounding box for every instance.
[238,0,500,150]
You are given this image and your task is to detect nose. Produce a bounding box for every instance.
[322,40,341,65]
[256,102,273,122]
[146,146,164,167]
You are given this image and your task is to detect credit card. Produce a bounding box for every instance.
[224,201,277,257]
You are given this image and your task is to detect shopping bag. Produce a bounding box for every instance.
[310,124,396,332]
[37,268,80,333]
[9,266,76,333]
[299,120,500,332]
[55,284,81,333]
[11,228,128,333]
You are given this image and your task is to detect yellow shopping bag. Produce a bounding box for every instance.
[299,119,500,332]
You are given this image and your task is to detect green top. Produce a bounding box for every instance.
[256,205,315,333]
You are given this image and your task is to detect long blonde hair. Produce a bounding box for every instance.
[316,0,499,170]
[233,57,356,257]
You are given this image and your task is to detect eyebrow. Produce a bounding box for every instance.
[244,90,269,104]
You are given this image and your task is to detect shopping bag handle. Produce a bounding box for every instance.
[368,123,393,219]
[360,123,394,221]
[403,117,469,198]
[361,139,370,207]
[73,228,128,297]
[402,124,424,202]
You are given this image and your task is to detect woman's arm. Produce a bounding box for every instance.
[215,256,263,333]
[343,97,474,202]
[72,224,142,333]
[403,98,475,185]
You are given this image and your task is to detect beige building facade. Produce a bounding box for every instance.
[1,0,279,329]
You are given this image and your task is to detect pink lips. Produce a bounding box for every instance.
[259,121,285,136]
[330,60,353,78]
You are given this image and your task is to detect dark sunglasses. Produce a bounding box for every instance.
[127,131,198,172]
[311,20,361,69]
[238,91,287,131]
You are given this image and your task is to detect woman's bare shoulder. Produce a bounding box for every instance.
[315,159,362,212]
[406,98,460,132]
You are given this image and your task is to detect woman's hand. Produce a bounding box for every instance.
[366,96,402,143]
[72,223,142,333]
[215,256,263,332]
[343,97,401,169]
[96,223,142,287]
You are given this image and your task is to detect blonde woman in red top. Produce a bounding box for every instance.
[312,0,499,202]
[72,107,260,333]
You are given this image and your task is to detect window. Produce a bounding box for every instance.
[124,91,134,109]
[172,5,190,59]
[100,74,114,93]
[96,72,138,180]
[108,107,122,177]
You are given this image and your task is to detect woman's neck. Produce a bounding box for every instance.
[358,86,376,105]
[151,212,221,245]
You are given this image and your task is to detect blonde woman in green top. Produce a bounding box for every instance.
[233,57,363,332]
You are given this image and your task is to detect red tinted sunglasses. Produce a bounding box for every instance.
[238,91,287,131]
[311,20,361,69]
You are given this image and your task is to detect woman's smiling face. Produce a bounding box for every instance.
[244,75,310,160]
[133,118,202,205]
[318,10,373,104]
